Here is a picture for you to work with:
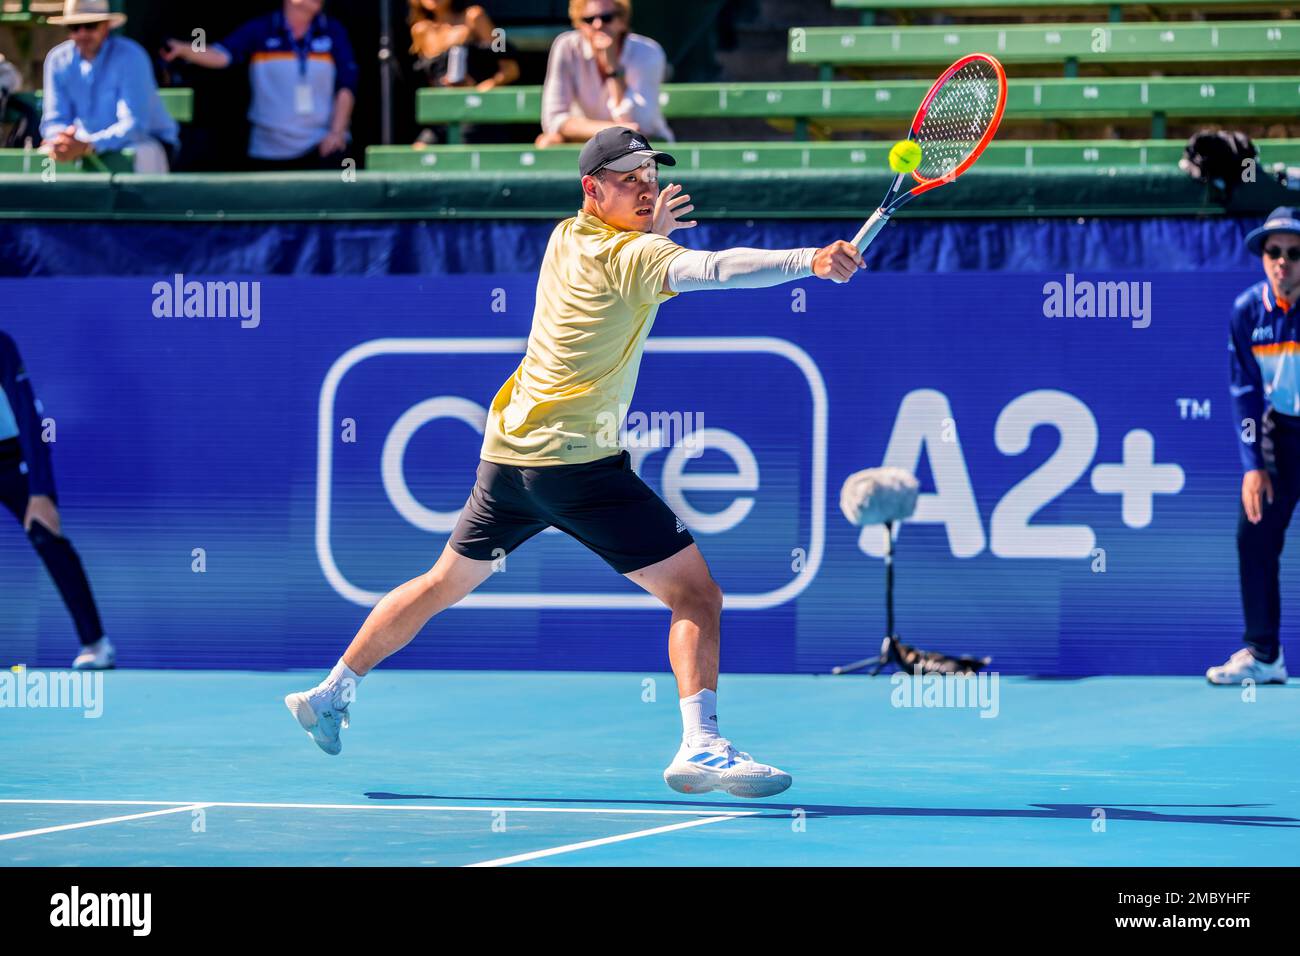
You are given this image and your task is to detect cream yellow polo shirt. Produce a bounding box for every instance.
[480,209,687,466]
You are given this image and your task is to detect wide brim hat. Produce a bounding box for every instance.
[1245,206,1300,255]
[48,0,127,28]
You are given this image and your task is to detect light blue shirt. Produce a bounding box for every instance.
[40,35,179,153]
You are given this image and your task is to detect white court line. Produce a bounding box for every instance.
[0,799,749,818]
[465,813,753,867]
[0,804,211,843]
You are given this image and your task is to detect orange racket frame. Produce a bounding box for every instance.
[851,53,1007,252]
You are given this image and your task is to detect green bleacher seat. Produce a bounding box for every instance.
[366,138,1300,174]
[790,21,1300,77]
[0,147,135,174]
[417,77,1300,139]
[9,88,194,124]
[502,25,566,52]
[831,0,1298,26]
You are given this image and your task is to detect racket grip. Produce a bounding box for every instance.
[852,207,891,252]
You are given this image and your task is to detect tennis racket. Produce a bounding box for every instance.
[851,53,1007,253]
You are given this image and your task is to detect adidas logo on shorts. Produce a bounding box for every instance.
[675,517,686,534]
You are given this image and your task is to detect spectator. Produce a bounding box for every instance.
[0,331,113,670]
[38,0,180,173]
[162,0,358,171]
[2,52,41,149]
[535,0,671,149]
[409,0,521,146]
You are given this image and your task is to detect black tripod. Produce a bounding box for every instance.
[833,522,899,676]
[832,521,991,676]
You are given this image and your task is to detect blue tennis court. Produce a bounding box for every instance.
[3,670,1296,867]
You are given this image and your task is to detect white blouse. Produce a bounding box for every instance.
[540,30,674,141]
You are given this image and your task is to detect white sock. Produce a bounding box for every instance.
[317,659,363,708]
[680,689,719,745]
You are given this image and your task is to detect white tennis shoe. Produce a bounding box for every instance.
[1206,647,1287,685]
[72,637,115,670]
[663,736,792,798]
[284,687,350,755]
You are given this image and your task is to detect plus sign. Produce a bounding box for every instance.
[1090,430,1185,528]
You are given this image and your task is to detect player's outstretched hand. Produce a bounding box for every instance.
[812,240,865,284]
[651,183,696,237]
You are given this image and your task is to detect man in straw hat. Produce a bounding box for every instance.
[39,0,179,172]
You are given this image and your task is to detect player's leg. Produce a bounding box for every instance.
[340,542,496,675]
[623,543,722,701]
[286,459,547,754]
[623,545,791,798]
[530,451,791,797]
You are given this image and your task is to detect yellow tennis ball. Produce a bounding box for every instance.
[889,140,922,174]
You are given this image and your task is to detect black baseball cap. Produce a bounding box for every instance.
[579,126,676,177]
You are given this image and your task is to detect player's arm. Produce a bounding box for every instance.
[664,244,864,294]
[653,183,862,293]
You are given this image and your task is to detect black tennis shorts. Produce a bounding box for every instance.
[448,451,696,574]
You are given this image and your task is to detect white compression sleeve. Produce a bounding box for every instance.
[666,246,817,293]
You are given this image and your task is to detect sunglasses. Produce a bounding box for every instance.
[1264,245,1300,263]
[66,23,102,34]
[581,11,621,25]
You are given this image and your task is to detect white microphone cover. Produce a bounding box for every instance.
[839,466,920,526]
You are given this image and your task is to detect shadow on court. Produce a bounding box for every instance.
[366,793,1300,828]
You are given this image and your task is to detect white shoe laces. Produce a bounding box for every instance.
[700,738,754,763]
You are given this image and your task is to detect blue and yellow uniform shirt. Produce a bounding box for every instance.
[1230,280,1300,472]
[214,11,359,160]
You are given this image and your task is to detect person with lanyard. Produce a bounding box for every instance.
[39,0,180,173]
[535,0,672,149]
[1210,206,1300,685]
[0,331,113,670]
[162,0,358,171]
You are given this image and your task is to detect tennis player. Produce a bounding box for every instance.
[287,127,863,797]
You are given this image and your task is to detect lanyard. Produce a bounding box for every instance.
[280,12,315,79]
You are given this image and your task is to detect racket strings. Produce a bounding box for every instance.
[913,59,1001,183]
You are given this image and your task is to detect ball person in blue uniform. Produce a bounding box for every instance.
[0,331,112,669]
[1211,206,1300,684]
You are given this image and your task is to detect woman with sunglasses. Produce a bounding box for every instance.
[535,0,672,149]
[1210,206,1300,685]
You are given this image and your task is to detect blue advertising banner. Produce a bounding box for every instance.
[0,233,1290,675]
